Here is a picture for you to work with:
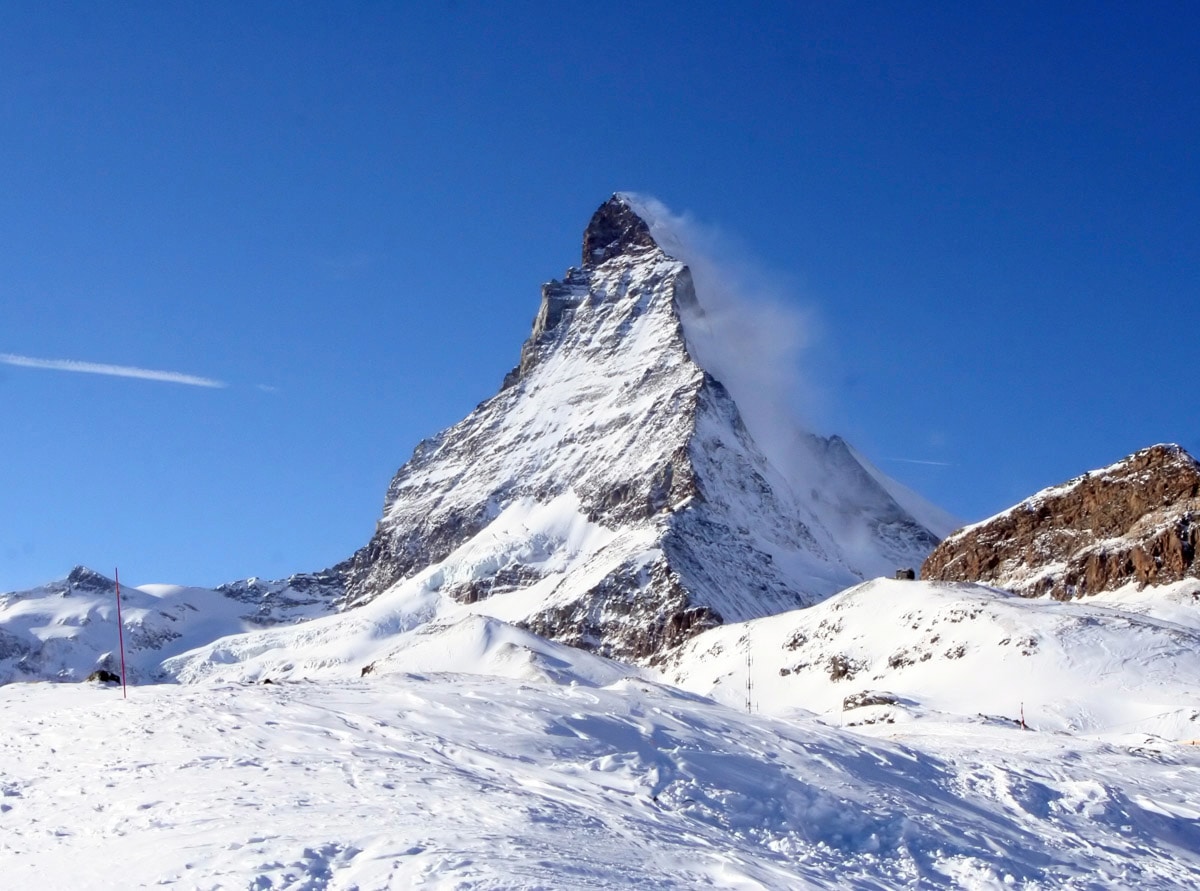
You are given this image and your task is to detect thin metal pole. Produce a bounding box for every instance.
[746,643,753,714]
[115,567,128,699]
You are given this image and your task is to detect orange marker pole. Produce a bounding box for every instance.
[115,567,128,699]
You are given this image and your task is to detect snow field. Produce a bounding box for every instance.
[3,669,1200,889]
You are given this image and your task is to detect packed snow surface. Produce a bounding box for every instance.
[4,671,1200,889]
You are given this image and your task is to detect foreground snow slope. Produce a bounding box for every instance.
[3,674,1199,889]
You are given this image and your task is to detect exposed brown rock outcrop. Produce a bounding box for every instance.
[922,444,1200,599]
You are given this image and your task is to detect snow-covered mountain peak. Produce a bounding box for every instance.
[330,196,947,661]
[0,565,121,602]
[1,197,951,678]
[63,564,116,593]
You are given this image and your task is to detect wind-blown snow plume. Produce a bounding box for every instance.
[0,352,225,388]
[617,194,958,545]
[617,193,820,480]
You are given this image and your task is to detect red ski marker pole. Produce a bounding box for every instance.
[115,567,128,699]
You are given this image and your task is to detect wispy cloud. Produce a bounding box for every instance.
[0,353,226,388]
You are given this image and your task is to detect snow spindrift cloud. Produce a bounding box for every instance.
[0,353,226,388]
[618,195,962,541]
[618,193,820,474]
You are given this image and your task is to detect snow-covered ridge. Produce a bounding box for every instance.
[665,576,1200,737]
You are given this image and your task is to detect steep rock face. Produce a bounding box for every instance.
[581,197,659,266]
[922,444,1200,598]
[339,195,945,661]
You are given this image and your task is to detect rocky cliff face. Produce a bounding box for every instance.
[336,194,945,661]
[922,444,1200,598]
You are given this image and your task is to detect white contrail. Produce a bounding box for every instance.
[881,457,956,467]
[0,352,226,388]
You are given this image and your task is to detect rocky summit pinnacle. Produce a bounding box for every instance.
[581,194,660,266]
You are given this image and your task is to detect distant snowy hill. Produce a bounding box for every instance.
[663,576,1200,738]
[0,566,341,684]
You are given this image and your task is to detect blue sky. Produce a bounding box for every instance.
[2,1,1197,591]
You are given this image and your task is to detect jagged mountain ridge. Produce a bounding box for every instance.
[923,443,1200,598]
[336,194,944,660]
[0,566,334,684]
